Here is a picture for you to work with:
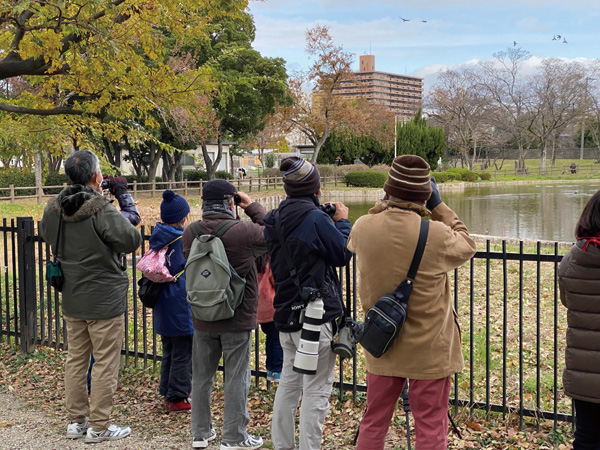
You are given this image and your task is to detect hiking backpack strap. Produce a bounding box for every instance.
[190,219,238,240]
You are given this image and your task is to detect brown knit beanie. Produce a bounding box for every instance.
[384,155,432,202]
[280,156,321,197]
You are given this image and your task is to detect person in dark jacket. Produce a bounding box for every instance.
[558,189,600,449]
[182,179,267,450]
[149,190,193,412]
[39,150,141,443]
[263,156,352,450]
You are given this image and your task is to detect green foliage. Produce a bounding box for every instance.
[480,172,492,181]
[0,170,36,196]
[264,153,276,169]
[44,172,70,194]
[433,168,480,183]
[432,172,450,183]
[445,168,479,182]
[277,139,290,153]
[396,109,445,169]
[183,170,209,181]
[344,171,387,188]
[318,129,392,166]
[215,171,233,180]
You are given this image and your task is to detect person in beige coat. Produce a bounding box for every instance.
[347,155,476,450]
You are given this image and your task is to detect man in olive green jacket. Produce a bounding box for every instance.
[39,150,142,443]
[348,155,476,450]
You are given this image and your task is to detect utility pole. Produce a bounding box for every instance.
[580,121,585,160]
[394,115,397,159]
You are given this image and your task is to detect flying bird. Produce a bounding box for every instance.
[563,38,568,44]
[400,17,410,22]
[552,35,557,40]
[422,20,427,23]
[513,41,517,47]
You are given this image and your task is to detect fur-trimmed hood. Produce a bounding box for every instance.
[48,185,110,222]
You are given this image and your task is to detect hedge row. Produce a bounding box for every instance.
[432,168,491,183]
[344,171,387,188]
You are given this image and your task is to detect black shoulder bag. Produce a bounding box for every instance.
[358,219,429,358]
[46,214,65,292]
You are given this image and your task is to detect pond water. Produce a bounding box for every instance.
[340,182,600,243]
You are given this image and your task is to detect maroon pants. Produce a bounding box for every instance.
[356,372,451,450]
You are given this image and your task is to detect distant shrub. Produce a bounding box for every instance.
[334,164,370,177]
[445,168,478,182]
[315,164,335,178]
[261,168,281,178]
[345,171,387,188]
[370,164,391,173]
[432,172,450,183]
[479,172,492,181]
[44,172,70,194]
[215,170,233,180]
[264,153,276,169]
[184,170,208,181]
[0,170,35,197]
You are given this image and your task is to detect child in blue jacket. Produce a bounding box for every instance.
[149,190,193,411]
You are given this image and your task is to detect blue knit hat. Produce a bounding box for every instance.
[160,190,190,224]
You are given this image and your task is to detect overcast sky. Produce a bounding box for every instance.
[248,0,599,92]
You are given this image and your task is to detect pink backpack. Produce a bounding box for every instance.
[137,235,183,283]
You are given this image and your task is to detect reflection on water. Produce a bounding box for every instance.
[340,183,600,243]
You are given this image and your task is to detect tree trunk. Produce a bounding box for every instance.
[148,141,162,182]
[34,152,42,198]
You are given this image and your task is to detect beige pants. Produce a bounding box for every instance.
[64,314,123,430]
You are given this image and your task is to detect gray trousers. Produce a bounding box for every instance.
[272,323,337,450]
[191,330,252,444]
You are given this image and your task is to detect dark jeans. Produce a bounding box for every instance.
[260,321,283,373]
[574,399,600,450]
[160,335,193,402]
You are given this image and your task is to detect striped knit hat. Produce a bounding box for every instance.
[280,156,321,197]
[384,155,432,202]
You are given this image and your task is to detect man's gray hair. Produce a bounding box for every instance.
[64,150,100,186]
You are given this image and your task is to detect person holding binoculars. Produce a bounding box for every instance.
[263,156,353,450]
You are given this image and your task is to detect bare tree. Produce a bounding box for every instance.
[526,59,589,171]
[478,48,534,170]
[427,69,490,169]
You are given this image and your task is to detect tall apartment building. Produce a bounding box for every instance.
[335,55,423,119]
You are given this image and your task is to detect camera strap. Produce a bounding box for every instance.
[274,209,303,299]
[394,219,429,296]
[52,213,63,262]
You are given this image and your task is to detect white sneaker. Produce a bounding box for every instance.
[192,428,217,448]
[66,421,89,439]
[220,435,263,450]
[85,424,131,443]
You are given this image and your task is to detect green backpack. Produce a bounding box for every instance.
[185,220,246,322]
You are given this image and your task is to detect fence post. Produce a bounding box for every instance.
[17,217,37,353]
[9,184,14,204]
[249,177,253,193]
[151,180,156,198]
[133,181,137,196]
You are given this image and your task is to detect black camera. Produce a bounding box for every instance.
[320,203,336,217]
[233,193,241,205]
[331,318,363,359]
[100,179,110,190]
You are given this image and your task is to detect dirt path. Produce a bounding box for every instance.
[0,392,192,450]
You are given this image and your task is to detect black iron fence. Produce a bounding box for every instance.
[0,217,574,430]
